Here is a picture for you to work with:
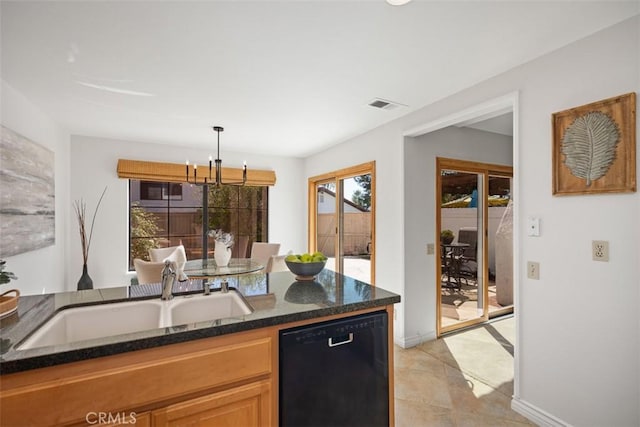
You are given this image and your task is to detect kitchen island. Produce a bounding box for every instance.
[0,269,400,426]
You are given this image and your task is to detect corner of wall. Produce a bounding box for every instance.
[1,79,70,295]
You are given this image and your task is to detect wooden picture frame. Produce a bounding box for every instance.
[552,92,636,195]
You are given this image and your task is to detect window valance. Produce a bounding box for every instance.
[117,159,276,186]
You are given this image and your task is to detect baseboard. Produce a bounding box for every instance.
[394,331,437,348]
[511,397,571,427]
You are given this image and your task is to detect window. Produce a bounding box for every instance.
[129,180,268,270]
[140,182,183,200]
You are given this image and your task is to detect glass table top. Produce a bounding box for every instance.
[183,258,264,278]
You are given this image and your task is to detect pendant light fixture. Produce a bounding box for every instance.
[185,126,247,186]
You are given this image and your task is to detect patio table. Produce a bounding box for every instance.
[441,243,470,289]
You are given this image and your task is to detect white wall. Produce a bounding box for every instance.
[305,123,408,342]
[306,15,639,427]
[69,135,306,288]
[1,80,70,295]
[510,17,639,427]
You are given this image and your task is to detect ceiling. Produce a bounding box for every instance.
[2,1,637,157]
[458,112,513,136]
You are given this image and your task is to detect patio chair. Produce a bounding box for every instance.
[457,227,478,279]
[268,254,289,273]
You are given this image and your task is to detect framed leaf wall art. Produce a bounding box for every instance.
[552,92,636,195]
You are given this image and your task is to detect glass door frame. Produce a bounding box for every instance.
[308,161,376,284]
[436,157,513,336]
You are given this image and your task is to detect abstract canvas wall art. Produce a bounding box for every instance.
[0,126,55,257]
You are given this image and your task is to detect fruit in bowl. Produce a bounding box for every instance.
[285,252,327,279]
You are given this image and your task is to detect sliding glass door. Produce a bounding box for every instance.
[438,168,486,331]
[437,158,513,335]
[309,162,375,284]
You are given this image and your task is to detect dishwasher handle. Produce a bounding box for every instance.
[328,333,353,347]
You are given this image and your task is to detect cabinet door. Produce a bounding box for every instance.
[152,380,271,427]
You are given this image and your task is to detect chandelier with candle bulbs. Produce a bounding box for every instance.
[185,126,247,186]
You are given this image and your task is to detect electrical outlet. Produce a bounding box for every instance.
[592,240,609,262]
[527,261,540,280]
[426,243,434,255]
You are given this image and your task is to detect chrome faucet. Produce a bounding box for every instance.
[161,260,176,301]
[220,279,229,293]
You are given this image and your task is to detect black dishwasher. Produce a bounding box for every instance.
[279,311,389,427]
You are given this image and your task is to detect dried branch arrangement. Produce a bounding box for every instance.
[74,187,107,265]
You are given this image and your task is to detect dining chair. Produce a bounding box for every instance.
[149,244,188,281]
[268,254,288,273]
[233,235,250,259]
[250,242,281,272]
[133,259,165,285]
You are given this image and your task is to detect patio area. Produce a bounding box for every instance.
[441,276,511,328]
[328,256,512,329]
[325,256,372,284]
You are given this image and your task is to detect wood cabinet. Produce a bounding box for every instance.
[0,305,394,427]
[0,328,275,427]
[152,380,271,426]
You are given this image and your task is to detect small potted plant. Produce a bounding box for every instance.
[440,229,455,245]
[0,259,19,318]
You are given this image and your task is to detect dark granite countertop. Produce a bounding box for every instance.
[0,269,400,374]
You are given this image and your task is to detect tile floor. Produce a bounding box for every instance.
[394,316,535,427]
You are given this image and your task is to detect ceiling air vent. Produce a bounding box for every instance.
[367,98,406,111]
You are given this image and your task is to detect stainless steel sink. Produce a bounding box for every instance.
[18,291,253,350]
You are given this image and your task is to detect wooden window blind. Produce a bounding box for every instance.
[117,159,276,186]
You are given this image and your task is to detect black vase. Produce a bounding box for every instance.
[77,264,93,290]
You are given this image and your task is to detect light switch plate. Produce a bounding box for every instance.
[592,240,609,262]
[527,217,540,236]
